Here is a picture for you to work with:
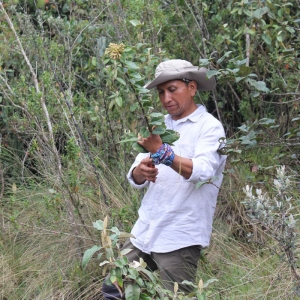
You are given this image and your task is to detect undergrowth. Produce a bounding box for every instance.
[1,158,299,299]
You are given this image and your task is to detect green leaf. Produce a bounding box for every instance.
[118,137,139,143]
[152,126,166,135]
[119,232,135,239]
[130,103,139,112]
[130,73,143,79]
[248,73,258,78]
[110,227,120,235]
[100,260,110,267]
[286,26,295,34]
[140,294,152,300]
[251,91,260,98]
[140,126,150,138]
[150,112,164,118]
[116,267,123,287]
[91,56,97,66]
[216,51,232,64]
[252,7,269,19]
[160,130,180,145]
[195,181,209,189]
[258,118,275,126]
[109,99,115,110]
[93,220,104,230]
[115,96,123,107]
[149,114,164,126]
[206,70,220,78]
[235,59,247,66]
[237,66,252,77]
[116,77,126,85]
[82,245,101,269]
[277,35,283,42]
[262,33,272,45]
[121,248,133,256]
[199,58,210,66]
[128,268,139,279]
[120,256,128,265]
[255,81,270,93]
[110,275,117,284]
[130,19,143,27]
[244,28,255,35]
[235,77,244,83]
[291,117,300,123]
[197,294,207,300]
[149,120,163,126]
[182,280,197,288]
[125,283,141,300]
[132,142,148,153]
[138,268,157,283]
[247,78,269,93]
[135,277,145,288]
[203,278,218,288]
[137,87,150,94]
[125,61,139,70]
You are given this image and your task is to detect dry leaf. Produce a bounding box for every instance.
[12,183,17,193]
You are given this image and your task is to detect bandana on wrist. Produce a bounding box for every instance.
[150,143,175,166]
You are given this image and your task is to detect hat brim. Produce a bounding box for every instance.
[144,66,216,91]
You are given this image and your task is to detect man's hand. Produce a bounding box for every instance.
[137,133,163,154]
[132,157,159,184]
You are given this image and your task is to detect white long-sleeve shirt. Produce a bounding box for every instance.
[127,105,227,254]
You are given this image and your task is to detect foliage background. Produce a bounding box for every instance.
[0,0,299,299]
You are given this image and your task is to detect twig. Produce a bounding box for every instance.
[105,0,122,42]
[245,26,250,67]
[227,82,241,104]
[121,62,152,132]
[0,74,16,95]
[18,221,98,242]
[260,97,300,104]
[0,134,3,200]
[173,1,204,58]
[211,90,222,122]
[70,7,107,51]
[271,93,300,96]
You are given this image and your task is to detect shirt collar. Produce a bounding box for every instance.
[165,104,207,124]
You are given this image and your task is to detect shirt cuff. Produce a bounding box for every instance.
[127,164,150,189]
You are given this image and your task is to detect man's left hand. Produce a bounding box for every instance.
[137,133,163,154]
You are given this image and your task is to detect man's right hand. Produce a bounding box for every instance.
[132,157,158,184]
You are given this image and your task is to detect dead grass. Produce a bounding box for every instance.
[1,160,299,299]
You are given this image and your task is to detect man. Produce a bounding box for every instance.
[102,59,226,298]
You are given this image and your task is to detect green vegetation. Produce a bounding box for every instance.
[0,0,299,299]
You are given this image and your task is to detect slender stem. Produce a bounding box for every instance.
[121,62,152,132]
[245,26,250,67]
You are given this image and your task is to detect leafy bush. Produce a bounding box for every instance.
[82,217,217,300]
[243,166,300,294]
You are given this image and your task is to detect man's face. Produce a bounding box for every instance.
[157,80,197,120]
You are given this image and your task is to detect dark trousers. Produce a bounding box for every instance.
[102,239,201,299]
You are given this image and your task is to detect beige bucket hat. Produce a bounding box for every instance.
[144,59,216,91]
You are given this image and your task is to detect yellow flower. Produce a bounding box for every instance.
[105,43,125,60]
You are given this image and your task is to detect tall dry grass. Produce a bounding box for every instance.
[1,159,299,299]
